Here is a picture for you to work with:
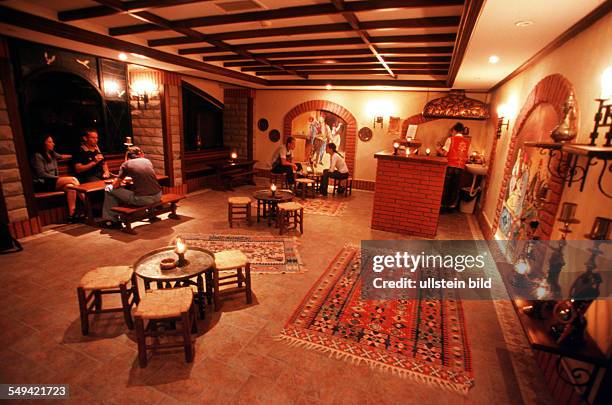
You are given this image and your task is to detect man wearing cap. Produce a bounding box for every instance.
[101,146,162,228]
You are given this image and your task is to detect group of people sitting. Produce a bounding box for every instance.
[31,129,161,227]
[270,136,349,196]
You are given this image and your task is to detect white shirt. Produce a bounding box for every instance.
[270,145,291,167]
[329,153,349,173]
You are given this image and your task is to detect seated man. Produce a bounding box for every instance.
[74,129,111,183]
[319,143,349,196]
[270,136,301,185]
[101,146,162,228]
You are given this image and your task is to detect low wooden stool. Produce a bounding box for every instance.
[277,202,304,235]
[228,196,252,227]
[270,172,289,189]
[333,176,353,196]
[295,178,316,198]
[133,287,197,367]
[77,266,140,335]
[212,250,252,311]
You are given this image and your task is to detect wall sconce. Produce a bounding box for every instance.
[587,217,610,240]
[496,103,510,138]
[131,79,158,109]
[588,66,612,146]
[373,116,384,128]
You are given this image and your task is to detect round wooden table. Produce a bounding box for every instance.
[133,246,215,319]
[253,189,294,226]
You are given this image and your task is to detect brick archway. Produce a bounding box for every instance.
[283,100,357,174]
[488,73,577,239]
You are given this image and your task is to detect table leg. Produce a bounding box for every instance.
[144,279,151,290]
[196,275,205,319]
[257,199,261,223]
[83,193,95,226]
[205,270,213,305]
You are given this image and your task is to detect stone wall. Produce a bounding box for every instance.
[223,88,253,159]
[163,72,183,185]
[0,76,28,222]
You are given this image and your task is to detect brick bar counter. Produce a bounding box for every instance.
[371,150,447,238]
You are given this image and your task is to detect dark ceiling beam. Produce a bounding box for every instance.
[93,0,307,78]
[109,0,465,36]
[242,64,451,72]
[180,34,457,55]
[256,69,449,76]
[266,79,448,87]
[331,0,395,78]
[447,0,485,86]
[147,16,460,47]
[0,5,266,86]
[203,46,455,62]
[227,56,451,68]
[58,0,208,21]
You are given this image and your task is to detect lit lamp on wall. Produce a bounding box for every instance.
[131,79,158,109]
[496,103,510,139]
[589,66,612,146]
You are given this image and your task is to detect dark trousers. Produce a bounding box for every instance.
[320,170,349,195]
[271,163,302,185]
[442,166,463,210]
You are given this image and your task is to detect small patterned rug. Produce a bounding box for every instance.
[278,245,474,394]
[298,197,347,217]
[181,234,304,274]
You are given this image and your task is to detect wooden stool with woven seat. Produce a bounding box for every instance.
[228,196,252,227]
[212,250,252,311]
[270,172,289,189]
[295,178,316,198]
[133,287,197,367]
[77,266,140,336]
[277,202,304,235]
[333,176,353,197]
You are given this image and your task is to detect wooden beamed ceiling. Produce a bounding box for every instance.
[5,0,485,88]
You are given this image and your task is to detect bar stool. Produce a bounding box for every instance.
[228,196,252,227]
[277,202,304,235]
[133,287,197,367]
[333,176,353,197]
[213,250,252,311]
[77,266,140,336]
[270,172,289,189]
[295,178,316,198]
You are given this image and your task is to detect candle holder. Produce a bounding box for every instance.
[270,184,277,197]
[586,216,610,240]
[557,202,580,239]
[393,142,400,155]
[588,98,611,146]
[425,148,431,156]
[174,237,188,267]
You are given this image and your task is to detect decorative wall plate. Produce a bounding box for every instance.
[269,129,280,142]
[358,127,373,142]
[258,118,269,131]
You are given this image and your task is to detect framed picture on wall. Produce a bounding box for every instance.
[405,125,418,140]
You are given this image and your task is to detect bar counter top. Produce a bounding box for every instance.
[374,150,448,165]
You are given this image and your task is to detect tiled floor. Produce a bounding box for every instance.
[0,179,548,404]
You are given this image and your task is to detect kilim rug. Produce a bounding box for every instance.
[181,234,304,274]
[298,198,347,217]
[278,245,474,394]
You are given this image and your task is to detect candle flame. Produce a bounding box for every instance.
[271,183,277,192]
[515,259,529,275]
[535,282,548,300]
[426,148,431,155]
[393,142,400,148]
[175,237,186,254]
[231,152,237,159]
[306,166,312,172]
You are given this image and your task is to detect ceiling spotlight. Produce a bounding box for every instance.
[488,55,500,64]
[118,53,127,61]
[515,20,534,27]
[326,84,332,90]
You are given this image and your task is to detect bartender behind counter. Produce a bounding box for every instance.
[436,122,470,211]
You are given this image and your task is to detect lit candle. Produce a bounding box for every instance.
[230,152,238,160]
[600,66,612,100]
[514,258,530,275]
[306,166,312,173]
[393,142,400,155]
[270,183,277,196]
[559,202,577,222]
[405,148,411,156]
[535,280,549,300]
[406,136,413,143]
[175,236,187,267]
[425,148,431,156]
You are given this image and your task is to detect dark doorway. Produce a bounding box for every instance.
[182,83,223,151]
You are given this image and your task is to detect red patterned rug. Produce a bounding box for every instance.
[298,197,347,217]
[279,246,474,394]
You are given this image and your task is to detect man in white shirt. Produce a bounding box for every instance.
[270,137,301,185]
[320,143,349,196]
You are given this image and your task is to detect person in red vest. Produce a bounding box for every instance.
[437,122,471,211]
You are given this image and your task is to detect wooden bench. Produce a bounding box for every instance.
[221,169,257,190]
[111,193,185,234]
[34,191,66,199]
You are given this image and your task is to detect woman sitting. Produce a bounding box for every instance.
[31,135,82,222]
[320,143,349,196]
